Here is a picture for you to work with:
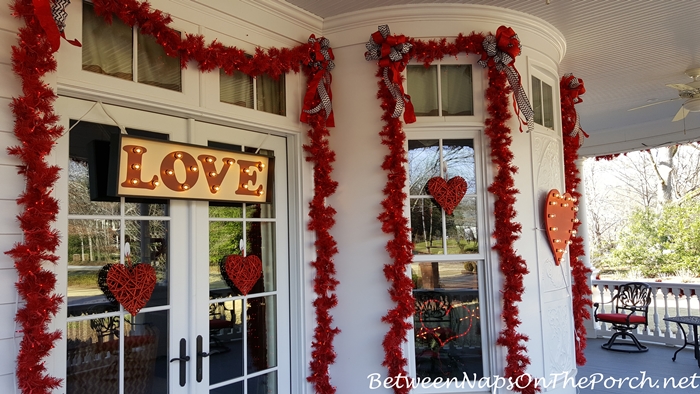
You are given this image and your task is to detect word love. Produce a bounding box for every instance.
[113,135,272,203]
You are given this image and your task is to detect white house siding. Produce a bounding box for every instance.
[0,0,25,391]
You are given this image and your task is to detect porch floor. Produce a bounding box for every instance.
[576,338,699,393]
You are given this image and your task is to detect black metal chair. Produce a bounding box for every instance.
[594,282,652,352]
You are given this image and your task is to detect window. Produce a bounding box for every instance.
[408,137,485,382]
[220,70,286,116]
[407,65,474,116]
[82,2,182,91]
[531,76,554,128]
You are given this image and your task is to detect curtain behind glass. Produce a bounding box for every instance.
[138,33,182,91]
[257,74,286,116]
[82,2,132,80]
[407,66,438,116]
[220,70,254,108]
[441,65,473,116]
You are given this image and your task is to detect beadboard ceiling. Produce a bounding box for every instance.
[282,0,700,156]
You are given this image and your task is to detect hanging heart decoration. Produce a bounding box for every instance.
[97,263,118,303]
[544,189,578,265]
[224,254,263,296]
[427,176,467,215]
[415,299,475,348]
[106,263,157,316]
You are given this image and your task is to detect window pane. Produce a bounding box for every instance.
[246,222,276,294]
[407,65,439,116]
[82,2,133,81]
[124,220,169,308]
[69,158,119,216]
[257,74,286,116]
[441,65,473,116]
[442,139,476,194]
[412,262,483,380]
[542,81,554,128]
[247,296,277,373]
[446,197,478,255]
[221,70,254,108]
[532,76,543,125]
[408,139,440,196]
[138,31,182,91]
[67,219,121,317]
[411,198,443,255]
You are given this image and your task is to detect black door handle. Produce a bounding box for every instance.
[196,335,210,382]
[169,338,190,386]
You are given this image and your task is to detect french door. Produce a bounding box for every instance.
[56,97,290,393]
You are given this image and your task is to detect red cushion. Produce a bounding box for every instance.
[596,313,646,324]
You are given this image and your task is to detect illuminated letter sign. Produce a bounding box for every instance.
[109,135,272,203]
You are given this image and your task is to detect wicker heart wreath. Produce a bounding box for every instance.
[544,189,578,265]
[100,262,157,316]
[427,176,468,215]
[223,254,263,296]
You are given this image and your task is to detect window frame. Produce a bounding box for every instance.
[405,54,486,125]
[57,1,199,107]
[404,128,492,390]
[528,61,561,131]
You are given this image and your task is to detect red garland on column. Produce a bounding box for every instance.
[7,1,64,393]
[301,37,340,394]
[366,25,537,394]
[9,1,339,392]
[560,73,592,366]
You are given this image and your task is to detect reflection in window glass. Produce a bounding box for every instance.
[408,139,477,255]
[82,2,132,80]
[532,76,543,125]
[441,65,473,115]
[532,76,555,128]
[69,158,120,216]
[407,65,439,116]
[247,296,277,373]
[542,81,554,128]
[412,262,483,380]
[138,31,182,91]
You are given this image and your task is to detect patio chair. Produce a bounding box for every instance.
[594,282,652,352]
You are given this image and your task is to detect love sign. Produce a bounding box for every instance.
[544,189,579,265]
[109,135,272,203]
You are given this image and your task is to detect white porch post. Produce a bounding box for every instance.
[575,158,597,338]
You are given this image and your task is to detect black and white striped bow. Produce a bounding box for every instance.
[478,33,535,132]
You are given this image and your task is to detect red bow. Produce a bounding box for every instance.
[495,26,521,63]
[301,35,335,127]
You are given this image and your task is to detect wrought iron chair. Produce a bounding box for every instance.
[594,282,652,352]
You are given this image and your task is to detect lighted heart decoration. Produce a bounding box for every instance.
[427,176,467,215]
[105,263,157,316]
[224,254,262,296]
[415,300,475,348]
[544,189,578,265]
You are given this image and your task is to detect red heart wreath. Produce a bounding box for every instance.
[544,189,578,265]
[427,176,467,215]
[105,263,157,316]
[224,255,262,296]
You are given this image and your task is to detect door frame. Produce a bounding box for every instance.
[52,96,307,393]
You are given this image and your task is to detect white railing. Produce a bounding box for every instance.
[591,279,700,346]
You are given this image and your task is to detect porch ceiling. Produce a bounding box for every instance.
[281,0,700,156]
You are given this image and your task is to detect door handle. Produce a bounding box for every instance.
[196,335,210,382]
[169,338,190,387]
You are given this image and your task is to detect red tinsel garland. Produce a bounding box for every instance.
[8,1,64,393]
[560,74,592,366]
[367,28,536,394]
[8,0,339,393]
